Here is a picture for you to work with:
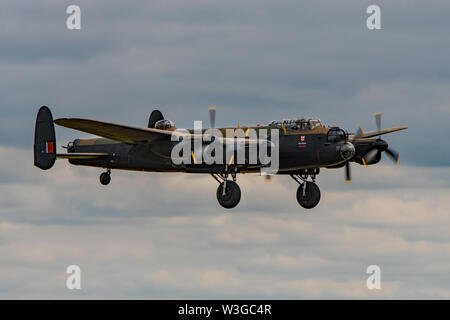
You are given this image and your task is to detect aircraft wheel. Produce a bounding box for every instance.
[100,172,111,186]
[296,182,321,209]
[217,181,241,209]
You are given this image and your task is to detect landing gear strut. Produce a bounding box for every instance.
[211,168,241,209]
[290,168,321,209]
[100,169,111,186]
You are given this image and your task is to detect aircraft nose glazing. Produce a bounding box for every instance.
[340,142,355,161]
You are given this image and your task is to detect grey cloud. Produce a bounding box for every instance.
[1,0,450,299]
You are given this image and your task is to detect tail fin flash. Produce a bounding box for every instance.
[34,106,56,170]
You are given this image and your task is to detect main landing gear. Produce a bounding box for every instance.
[211,168,241,209]
[100,169,111,186]
[290,169,321,209]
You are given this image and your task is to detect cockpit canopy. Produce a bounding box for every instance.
[327,127,347,142]
[154,119,175,130]
[268,118,323,131]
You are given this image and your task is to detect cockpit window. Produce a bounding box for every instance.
[309,119,322,129]
[268,118,323,131]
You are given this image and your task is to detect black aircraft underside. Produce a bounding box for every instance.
[67,134,344,172]
[34,106,407,209]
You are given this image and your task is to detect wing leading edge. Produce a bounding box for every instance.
[350,126,408,140]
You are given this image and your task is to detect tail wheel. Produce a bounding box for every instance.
[100,172,111,186]
[217,181,241,209]
[296,181,321,209]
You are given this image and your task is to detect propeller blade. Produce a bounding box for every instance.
[385,148,400,164]
[374,112,381,132]
[356,126,365,136]
[363,148,379,164]
[209,106,216,128]
[345,161,352,183]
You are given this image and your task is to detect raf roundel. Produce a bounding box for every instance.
[41,142,54,154]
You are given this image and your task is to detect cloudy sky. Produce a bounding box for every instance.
[0,0,449,299]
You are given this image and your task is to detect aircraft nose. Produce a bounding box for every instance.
[340,142,355,161]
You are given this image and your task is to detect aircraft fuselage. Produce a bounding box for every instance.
[67,129,350,174]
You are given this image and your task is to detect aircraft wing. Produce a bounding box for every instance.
[350,126,408,139]
[54,118,176,144]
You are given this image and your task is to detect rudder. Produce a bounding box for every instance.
[34,106,56,170]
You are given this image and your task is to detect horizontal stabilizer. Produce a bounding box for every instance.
[56,153,109,159]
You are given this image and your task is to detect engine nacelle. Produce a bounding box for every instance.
[354,154,381,165]
[353,146,382,165]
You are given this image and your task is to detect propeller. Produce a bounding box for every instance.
[346,112,404,181]
[207,106,273,181]
[209,106,216,128]
[374,112,381,132]
[385,148,400,163]
[206,106,275,181]
[369,112,401,164]
[362,148,379,165]
[345,161,351,183]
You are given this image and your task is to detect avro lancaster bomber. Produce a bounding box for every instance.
[34,106,407,209]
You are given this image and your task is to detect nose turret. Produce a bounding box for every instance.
[340,142,355,161]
